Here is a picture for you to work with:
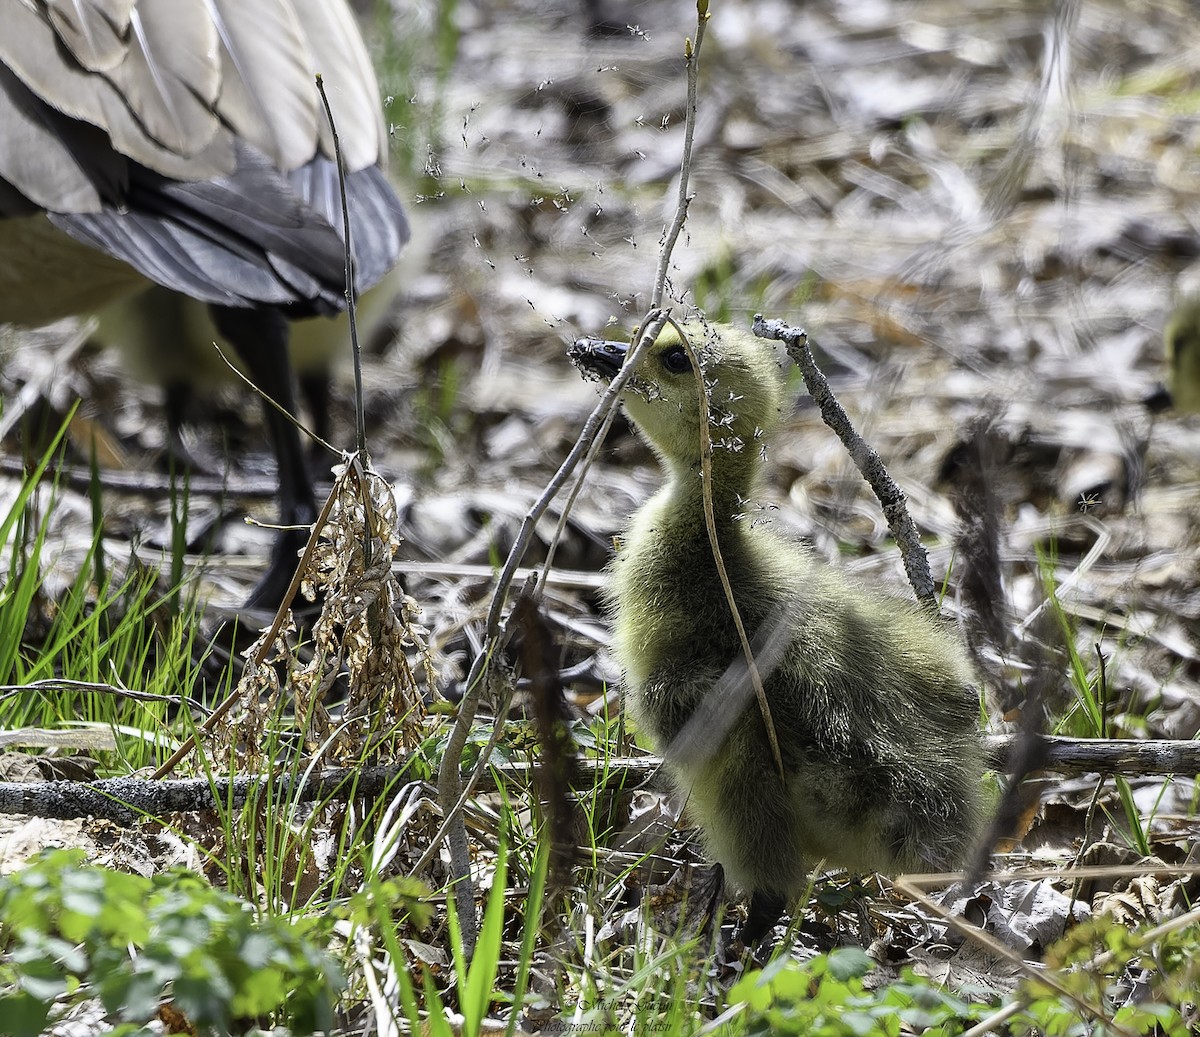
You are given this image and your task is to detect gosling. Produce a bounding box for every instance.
[1162,298,1200,415]
[570,321,985,941]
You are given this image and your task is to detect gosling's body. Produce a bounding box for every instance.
[573,322,983,933]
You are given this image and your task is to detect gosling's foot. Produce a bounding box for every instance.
[733,888,787,949]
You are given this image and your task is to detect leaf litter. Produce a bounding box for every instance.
[2,0,1200,1024]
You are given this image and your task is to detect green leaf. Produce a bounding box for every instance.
[0,991,52,1037]
[826,947,874,982]
[462,830,508,1034]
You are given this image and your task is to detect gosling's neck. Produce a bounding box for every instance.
[656,448,762,536]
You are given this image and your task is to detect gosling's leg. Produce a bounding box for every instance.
[738,888,787,944]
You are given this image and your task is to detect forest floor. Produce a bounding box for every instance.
[3,0,1200,1029]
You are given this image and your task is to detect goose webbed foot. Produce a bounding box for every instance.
[735,888,787,947]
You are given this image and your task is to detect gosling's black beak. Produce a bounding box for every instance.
[569,336,628,381]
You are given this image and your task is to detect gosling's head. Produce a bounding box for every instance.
[570,321,786,474]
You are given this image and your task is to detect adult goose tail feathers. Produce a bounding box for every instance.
[0,0,408,320]
[0,0,410,608]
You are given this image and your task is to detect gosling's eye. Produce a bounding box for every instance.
[661,346,691,374]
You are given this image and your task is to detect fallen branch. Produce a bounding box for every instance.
[2,735,1198,824]
[0,765,407,825]
[0,454,282,501]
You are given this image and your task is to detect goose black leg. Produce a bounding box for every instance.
[162,380,206,474]
[208,304,317,609]
[299,369,332,450]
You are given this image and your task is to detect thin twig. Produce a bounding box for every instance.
[314,73,377,612]
[431,318,667,950]
[534,398,624,594]
[211,342,336,458]
[0,679,208,714]
[314,74,367,464]
[433,1,713,952]
[751,314,936,608]
[671,317,784,780]
[649,3,709,311]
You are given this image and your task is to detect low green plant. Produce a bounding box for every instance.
[714,911,1200,1037]
[0,409,74,685]
[0,849,345,1037]
[391,824,545,1037]
[0,418,213,770]
[1017,914,1200,1037]
[1038,543,1153,856]
[723,947,990,1036]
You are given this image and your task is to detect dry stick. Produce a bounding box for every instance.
[315,74,367,465]
[205,92,354,463]
[649,4,708,312]
[654,5,786,774]
[211,342,337,460]
[431,314,667,952]
[151,472,344,780]
[432,2,713,952]
[539,3,710,584]
[0,764,407,824]
[540,0,714,585]
[751,314,936,609]
[494,734,1200,779]
[8,734,1200,823]
[0,678,208,714]
[673,318,785,781]
[314,73,379,610]
[535,399,624,593]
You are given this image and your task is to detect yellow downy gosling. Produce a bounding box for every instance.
[571,321,985,941]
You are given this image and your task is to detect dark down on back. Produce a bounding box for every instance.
[570,321,985,942]
[0,0,410,607]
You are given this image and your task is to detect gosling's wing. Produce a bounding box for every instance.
[0,0,407,316]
